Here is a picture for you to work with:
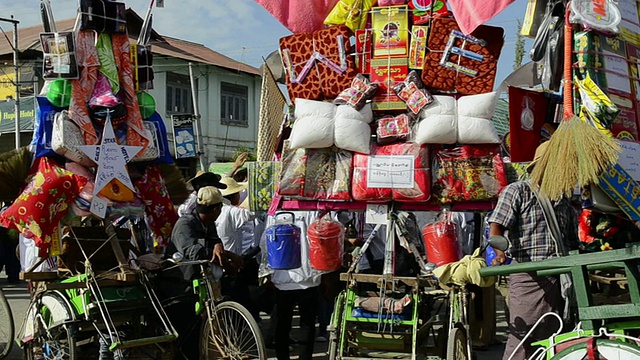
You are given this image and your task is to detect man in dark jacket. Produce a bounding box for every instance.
[164,186,225,359]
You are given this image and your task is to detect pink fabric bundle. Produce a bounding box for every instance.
[255,0,340,33]
[447,0,515,34]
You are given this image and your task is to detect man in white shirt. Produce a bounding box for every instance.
[268,211,322,360]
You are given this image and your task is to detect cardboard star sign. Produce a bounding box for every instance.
[80,117,142,218]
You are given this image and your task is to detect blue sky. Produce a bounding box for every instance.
[1,0,530,86]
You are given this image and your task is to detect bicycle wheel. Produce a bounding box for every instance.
[551,338,640,359]
[200,301,266,360]
[446,325,469,360]
[22,292,76,360]
[0,289,13,359]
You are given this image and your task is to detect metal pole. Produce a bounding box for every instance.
[11,17,19,149]
[188,62,206,171]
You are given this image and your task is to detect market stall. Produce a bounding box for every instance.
[248,0,640,359]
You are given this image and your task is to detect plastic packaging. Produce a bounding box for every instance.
[352,146,393,202]
[431,145,507,203]
[278,140,307,197]
[264,212,302,270]
[376,114,413,145]
[392,70,433,115]
[570,0,621,35]
[324,0,377,33]
[576,74,619,137]
[391,143,430,202]
[422,212,462,266]
[333,74,379,110]
[304,148,352,201]
[307,213,344,271]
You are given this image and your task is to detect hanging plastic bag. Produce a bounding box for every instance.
[308,212,344,272]
[422,211,462,266]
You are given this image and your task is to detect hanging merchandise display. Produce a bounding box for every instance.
[40,32,79,79]
[280,25,358,101]
[264,212,302,270]
[422,211,462,266]
[570,0,621,35]
[508,87,548,162]
[307,213,344,271]
[421,18,504,94]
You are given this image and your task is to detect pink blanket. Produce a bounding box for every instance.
[255,0,339,34]
[447,0,515,35]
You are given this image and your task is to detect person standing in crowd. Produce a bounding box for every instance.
[216,176,260,319]
[270,211,322,360]
[488,142,579,360]
[0,224,20,284]
[178,171,228,217]
[163,186,227,360]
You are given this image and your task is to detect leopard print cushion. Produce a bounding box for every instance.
[422,18,504,95]
[280,25,357,102]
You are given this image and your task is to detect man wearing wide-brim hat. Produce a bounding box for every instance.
[177,171,227,217]
[487,142,579,360]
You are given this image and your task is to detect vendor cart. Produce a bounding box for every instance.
[480,244,640,359]
[17,224,178,360]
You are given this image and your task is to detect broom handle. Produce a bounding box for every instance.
[563,6,574,118]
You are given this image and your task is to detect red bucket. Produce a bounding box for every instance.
[308,217,343,272]
[422,221,462,267]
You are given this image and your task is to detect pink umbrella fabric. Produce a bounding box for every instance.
[447,0,515,35]
[255,0,340,34]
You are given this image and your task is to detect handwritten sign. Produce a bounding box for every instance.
[366,155,414,188]
[616,140,640,181]
[90,196,108,219]
[366,204,388,225]
[80,118,141,197]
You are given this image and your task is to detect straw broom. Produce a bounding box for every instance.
[530,7,620,200]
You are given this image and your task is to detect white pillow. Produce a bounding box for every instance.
[415,96,457,144]
[289,99,336,149]
[334,104,373,154]
[457,92,500,144]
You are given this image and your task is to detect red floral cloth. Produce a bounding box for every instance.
[0,157,86,256]
[134,165,177,247]
[431,145,507,203]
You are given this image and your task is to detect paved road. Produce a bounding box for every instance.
[4,279,508,360]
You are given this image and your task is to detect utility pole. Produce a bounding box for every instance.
[188,62,206,171]
[0,16,20,149]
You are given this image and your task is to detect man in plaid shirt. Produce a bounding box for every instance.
[487,142,578,360]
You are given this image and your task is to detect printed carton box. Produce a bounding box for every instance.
[371,5,409,58]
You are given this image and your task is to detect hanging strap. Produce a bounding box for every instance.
[527,181,568,257]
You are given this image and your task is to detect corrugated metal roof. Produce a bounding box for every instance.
[0,9,260,76]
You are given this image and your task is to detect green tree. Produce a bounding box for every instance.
[514,19,525,70]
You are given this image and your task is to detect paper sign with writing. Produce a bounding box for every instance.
[367,155,414,188]
[90,196,108,219]
[80,117,141,196]
[366,204,388,225]
[616,140,640,181]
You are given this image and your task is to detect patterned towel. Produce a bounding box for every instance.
[247,161,281,212]
[256,0,339,34]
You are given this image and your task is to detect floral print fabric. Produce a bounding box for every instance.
[431,145,507,204]
[134,165,177,247]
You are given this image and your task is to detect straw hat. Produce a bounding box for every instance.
[526,141,550,173]
[220,176,247,197]
[188,171,227,190]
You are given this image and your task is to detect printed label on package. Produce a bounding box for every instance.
[366,155,414,188]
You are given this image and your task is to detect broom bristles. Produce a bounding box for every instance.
[532,116,620,201]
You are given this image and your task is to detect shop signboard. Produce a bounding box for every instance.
[171,114,197,159]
